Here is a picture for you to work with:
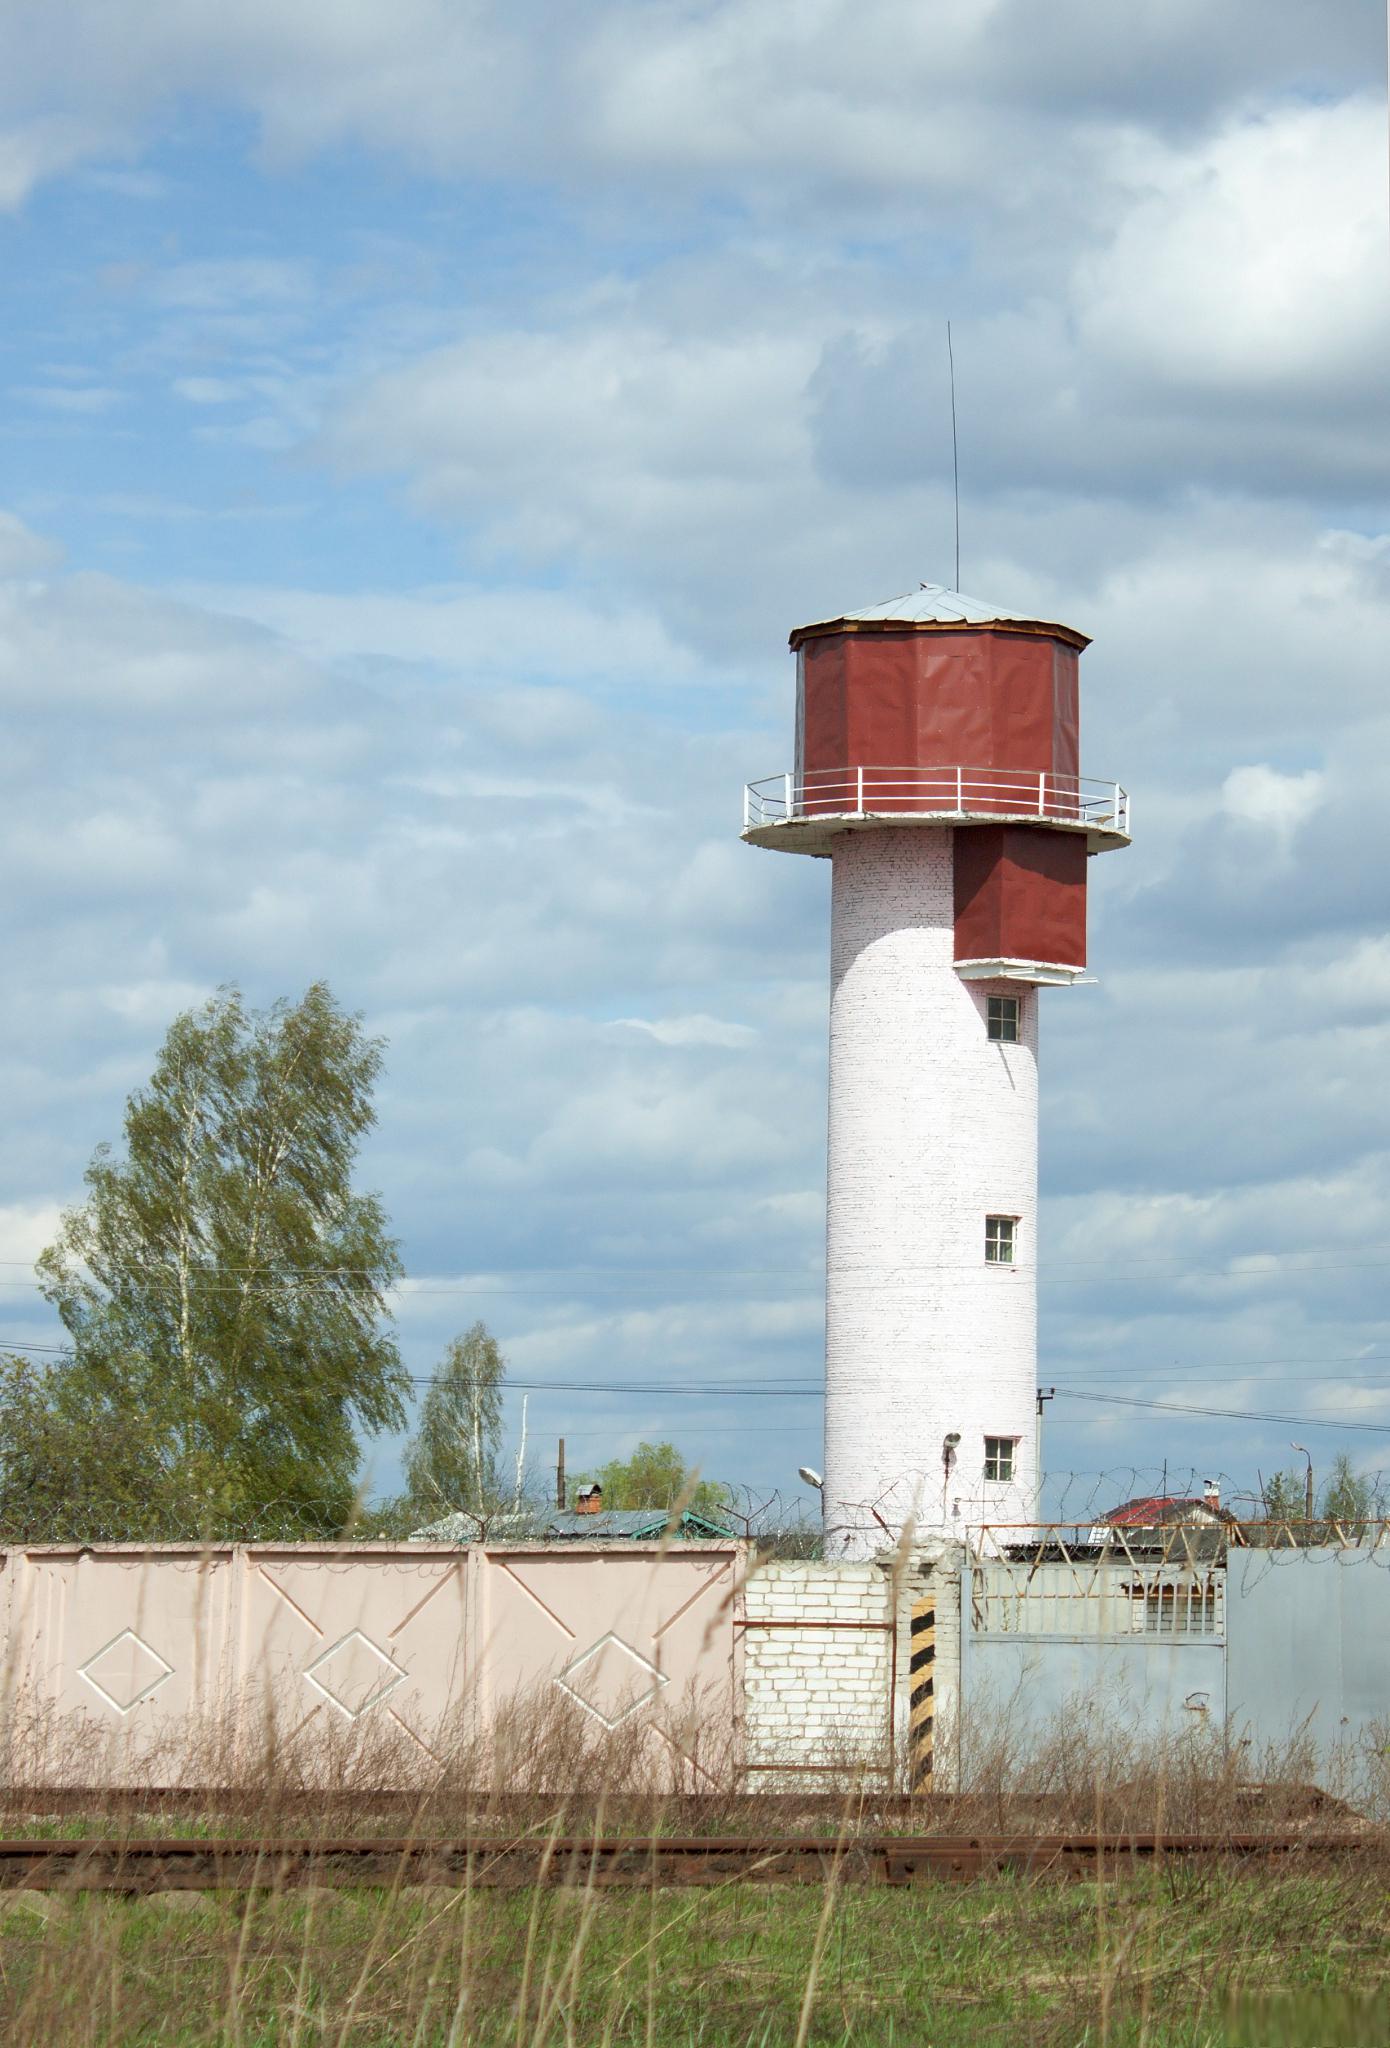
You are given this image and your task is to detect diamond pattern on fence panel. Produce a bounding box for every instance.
[240,1549,469,1770]
[0,1543,744,1790]
[4,1548,239,1786]
[474,1546,743,1790]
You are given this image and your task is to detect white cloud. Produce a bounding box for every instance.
[0,569,326,714]
[323,318,815,550]
[0,114,115,210]
[151,258,313,311]
[0,1201,65,1268]
[12,384,123,414]
[0,513,63,578]
[0,0,1379,210]
[98,978,212,1026]
[0,6,1388,1503]
[185,581,696,693]
[1074,100,1390,396]
[172,377,240,404]
[609,1015,757,1050]
[1221,764,1326,840]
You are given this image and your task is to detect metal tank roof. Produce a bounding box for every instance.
[789,583,1089,652]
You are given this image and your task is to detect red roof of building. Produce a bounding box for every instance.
[1102,1496,1219,1527]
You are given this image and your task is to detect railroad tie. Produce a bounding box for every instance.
[909,1599,934,1792]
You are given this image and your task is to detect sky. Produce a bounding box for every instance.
[1,0,1388,1525]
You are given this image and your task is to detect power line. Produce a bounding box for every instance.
[1054,1355,1390,1383]
[2,1245,1389,1282]
[1055,1388,1390,1434]
[0,1341,822,1396]
[14,1345,1390,1436]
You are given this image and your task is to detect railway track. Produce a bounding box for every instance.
[0,1783,1347,1823]
[0,1832,1369,1892]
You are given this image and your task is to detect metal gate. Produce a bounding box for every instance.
[961,1533,1226,1746]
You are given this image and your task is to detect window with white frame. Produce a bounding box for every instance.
[984,1436,1016,1483]
[987,995,1020,1043]
[985,1215,1017,1264]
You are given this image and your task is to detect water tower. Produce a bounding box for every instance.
[743,587,1129,1554]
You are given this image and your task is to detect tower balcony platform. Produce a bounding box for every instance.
[742,766,1130,857]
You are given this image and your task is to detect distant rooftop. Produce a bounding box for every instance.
[409,1505,735,1543]
[1100,1496,1234,1529]
[789,583,1089,651]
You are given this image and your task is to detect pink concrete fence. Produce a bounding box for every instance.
[0,1542,745,1788]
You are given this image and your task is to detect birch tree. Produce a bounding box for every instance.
[403,1322,506,1519]
[28,983,407,1536]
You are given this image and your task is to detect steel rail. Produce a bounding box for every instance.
[0,1786,1348,1822]
[0,1832,1370,1892]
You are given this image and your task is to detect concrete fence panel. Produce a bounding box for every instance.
[0,1542,745,1789]
[475,1545,743,1788]
[237,1548,472,1770]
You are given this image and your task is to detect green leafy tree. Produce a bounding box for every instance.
[1258,1468,1310,1526]
[25,983,407,1538]
[404,1322,507,1519]
[579,1440,729,1522]
[1320,1452,1378,1534]
[0,1353,178,1541]
[1253,1455,1381,1546]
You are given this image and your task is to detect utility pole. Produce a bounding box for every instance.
[556,1437,566,1512]
[1292,1442,1314,1525]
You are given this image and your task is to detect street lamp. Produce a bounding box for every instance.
[798,1466,823,1491]
[1291,1443,1314,1524]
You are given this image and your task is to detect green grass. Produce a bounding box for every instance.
[0,1865,1386,2045]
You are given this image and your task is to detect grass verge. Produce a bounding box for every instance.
[0,1861,1387,2045]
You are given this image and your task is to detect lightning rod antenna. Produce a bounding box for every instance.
[947,319,960,590]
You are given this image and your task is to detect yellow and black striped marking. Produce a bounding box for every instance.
[909,1598,935,1792]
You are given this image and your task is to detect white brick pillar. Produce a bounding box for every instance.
[824,831,1040,1554]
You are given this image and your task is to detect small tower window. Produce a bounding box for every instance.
[985,1216,1017,1264]
[984,1437,1016,1483]
[987,995,1020,1043]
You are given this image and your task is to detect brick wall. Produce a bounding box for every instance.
[740,1544,966,1791]
[741,1559,895,1787]
[825,829,1041,1552]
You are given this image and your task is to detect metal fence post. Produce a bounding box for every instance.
[784,770,793,819]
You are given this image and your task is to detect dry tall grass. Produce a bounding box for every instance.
[0,1684,1385,2043]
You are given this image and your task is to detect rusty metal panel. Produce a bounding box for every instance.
[953,827,1087,967]
[798,629,1084,806]
[799,638,848,788]
[1051,645,1080,783]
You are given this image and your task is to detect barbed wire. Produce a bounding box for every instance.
[3,1466,1380,1552]
[818,1463,1390,1546]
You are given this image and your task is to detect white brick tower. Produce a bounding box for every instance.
[743,587,1129,1555]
